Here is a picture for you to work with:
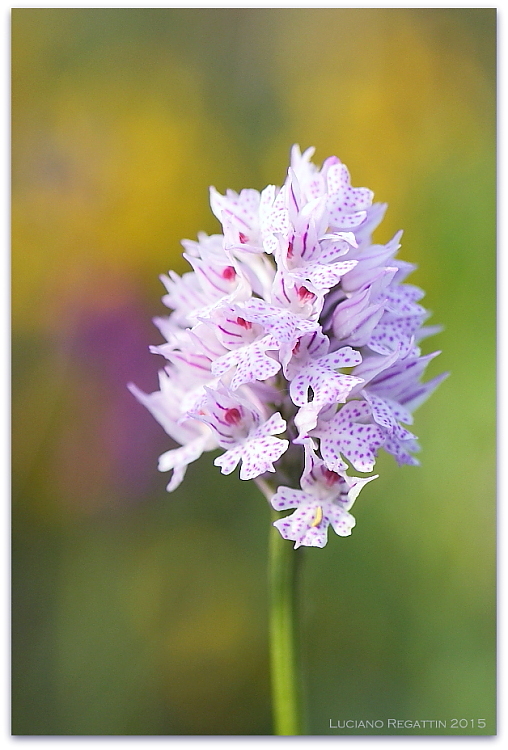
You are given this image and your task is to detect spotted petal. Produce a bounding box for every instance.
[212,335,281,389]
[314,400,385,473]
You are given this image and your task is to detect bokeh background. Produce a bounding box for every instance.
[11,8,496,736]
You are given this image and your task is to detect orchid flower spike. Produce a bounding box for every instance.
[130,145,447,547]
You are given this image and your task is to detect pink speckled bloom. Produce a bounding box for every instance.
[130,145,446,547]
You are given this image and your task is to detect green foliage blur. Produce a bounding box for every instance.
[11,8,496,736]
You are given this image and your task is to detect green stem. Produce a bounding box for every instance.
[268,508,304,736]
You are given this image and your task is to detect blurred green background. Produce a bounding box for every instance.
[11,8,496,736]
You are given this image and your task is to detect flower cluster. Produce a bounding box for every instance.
[130,146,446,548]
